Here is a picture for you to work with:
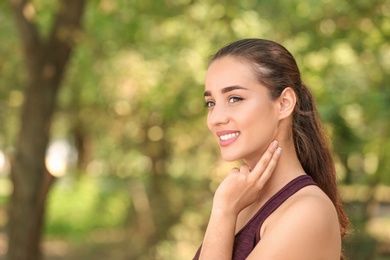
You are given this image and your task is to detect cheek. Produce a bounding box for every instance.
[245,108,276,135]
[206,114,212,131]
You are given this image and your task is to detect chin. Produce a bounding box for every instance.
[220,152,241,162]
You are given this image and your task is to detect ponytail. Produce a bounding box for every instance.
[293,83,349,239]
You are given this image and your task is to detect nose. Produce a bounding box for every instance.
[207,104,229,127]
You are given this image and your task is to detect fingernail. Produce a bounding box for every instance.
[272,140,278,149]
[276,147,282,155]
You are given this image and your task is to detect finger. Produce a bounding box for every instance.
[255,147,282,188]
[250,140,279,178]
[231,167,240,173]
[239,164,251,174]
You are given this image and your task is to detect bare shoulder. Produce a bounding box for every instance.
[283,184,339,226]
[247,184,341,260]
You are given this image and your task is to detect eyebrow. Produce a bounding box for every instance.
[204,85,248,97]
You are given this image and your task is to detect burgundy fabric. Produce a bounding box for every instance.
[193,175,316,260]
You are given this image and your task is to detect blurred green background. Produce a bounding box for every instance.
[0,0,389,259]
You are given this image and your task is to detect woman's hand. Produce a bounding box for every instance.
[212,140,282,216]
[198,141,281,259]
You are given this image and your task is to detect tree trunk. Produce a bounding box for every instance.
[7,0,86,259]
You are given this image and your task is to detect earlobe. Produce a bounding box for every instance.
[278,87,296,119]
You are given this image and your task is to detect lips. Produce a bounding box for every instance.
[216,131,240,147]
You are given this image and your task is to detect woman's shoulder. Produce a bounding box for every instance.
[279,184,340,239]
[248,184,341,259]
[267,184,340,237]
[286,183,337,215]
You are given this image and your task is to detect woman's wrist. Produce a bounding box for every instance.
[210,205,240,221]
[200,206,237,259]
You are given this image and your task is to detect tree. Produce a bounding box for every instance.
[1,0,388,259]
[7,0,86,259]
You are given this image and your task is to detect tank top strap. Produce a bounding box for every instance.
[253,174,317,242]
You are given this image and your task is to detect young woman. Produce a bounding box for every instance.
[194,39,349,259]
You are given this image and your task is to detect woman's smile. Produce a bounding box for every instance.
[217,131,240,147]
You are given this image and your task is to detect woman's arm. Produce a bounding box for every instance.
[199,141,281,259]
[198,208,237,260]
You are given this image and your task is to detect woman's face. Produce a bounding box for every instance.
[204,56,280,167]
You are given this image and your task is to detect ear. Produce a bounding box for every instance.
[277,87,296,120]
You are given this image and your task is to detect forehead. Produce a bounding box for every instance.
[205,56,258,89]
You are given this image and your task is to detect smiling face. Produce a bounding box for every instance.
[205,56,281,167]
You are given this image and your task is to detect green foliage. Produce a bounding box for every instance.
[0,3,23,149]
[46,176,129,236]
[1,0,390,258]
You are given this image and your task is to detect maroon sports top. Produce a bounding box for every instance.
[193,174,317,260]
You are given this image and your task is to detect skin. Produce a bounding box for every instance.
[199,56,341,259]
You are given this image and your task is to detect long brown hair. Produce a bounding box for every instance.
[210,38,349,256]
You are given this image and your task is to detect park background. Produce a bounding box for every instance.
[0,0,389,259]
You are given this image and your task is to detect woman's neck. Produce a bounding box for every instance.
[258,140,305,201]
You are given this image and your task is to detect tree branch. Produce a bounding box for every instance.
[9,0,42,75]
[46,0,86,84]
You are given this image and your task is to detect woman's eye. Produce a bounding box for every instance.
[204,100,215,108]
[229,96,243,103]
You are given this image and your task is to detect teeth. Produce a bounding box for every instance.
[220,132,240,141]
